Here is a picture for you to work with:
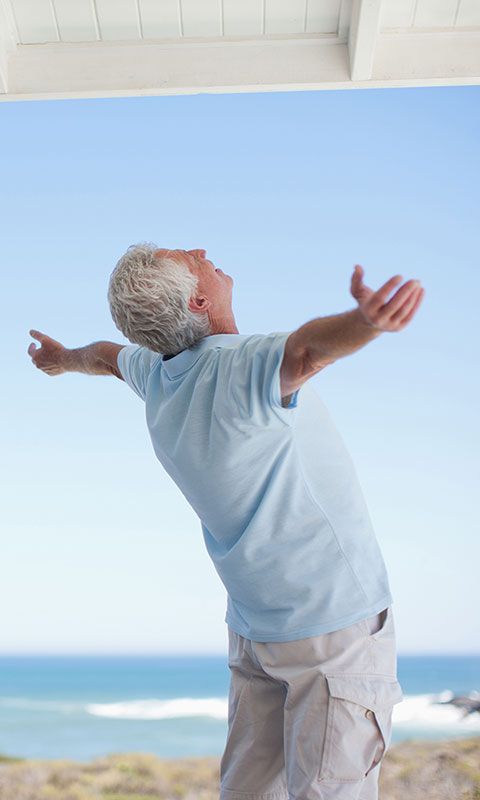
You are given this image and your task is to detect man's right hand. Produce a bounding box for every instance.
[28,330,67,376]
[350,265,425,332]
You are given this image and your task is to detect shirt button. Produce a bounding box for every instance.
[365,709,375,719]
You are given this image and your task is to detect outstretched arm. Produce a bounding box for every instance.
[280,265,425,397]
[28,330,125,380]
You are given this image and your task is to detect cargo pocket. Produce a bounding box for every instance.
[318,673,403,783]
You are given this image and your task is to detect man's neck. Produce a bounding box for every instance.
[163,327,240,360]
[208,308,239,336]
[209,322,239,335]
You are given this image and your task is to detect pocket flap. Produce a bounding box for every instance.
[326,674,404,712]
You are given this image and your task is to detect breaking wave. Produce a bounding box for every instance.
[1,692,479,731]
[86,697,228,720]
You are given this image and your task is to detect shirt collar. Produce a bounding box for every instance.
[160,333,250,378]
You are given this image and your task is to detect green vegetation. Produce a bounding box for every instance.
[0,755,24,764]
[0,739,478,799]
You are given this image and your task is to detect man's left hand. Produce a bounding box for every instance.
[28,330,67,376]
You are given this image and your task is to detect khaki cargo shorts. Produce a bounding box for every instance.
[220,607,403,800]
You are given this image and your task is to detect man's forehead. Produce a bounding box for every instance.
[154,248,185,260]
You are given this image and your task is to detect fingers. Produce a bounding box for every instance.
[370,274,404,308]
[396,286,425,325]
[29,329,47,343]
[29,329,63,349]
[380,279,421,317]
[389,284,421,321]
[28,339,40,364]
[373,284,425,330]
[27,330,66,375]
[353,265,425,331]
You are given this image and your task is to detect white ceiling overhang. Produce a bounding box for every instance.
[0,0,479,102]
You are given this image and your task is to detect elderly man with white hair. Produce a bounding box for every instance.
[28,246,425,800]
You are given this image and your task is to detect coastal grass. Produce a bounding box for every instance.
[0,739,479,799]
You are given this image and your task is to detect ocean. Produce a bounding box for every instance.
[0,655,478,761]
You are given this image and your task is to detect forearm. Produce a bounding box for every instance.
[62,341,122,376]
[297,307,383,369]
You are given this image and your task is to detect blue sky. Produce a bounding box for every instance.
[1,85,478,655]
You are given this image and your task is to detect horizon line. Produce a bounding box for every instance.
[0,651,479,658]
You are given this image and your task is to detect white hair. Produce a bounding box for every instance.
[107,242,212,356]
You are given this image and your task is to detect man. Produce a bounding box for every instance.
[28,245,425,800]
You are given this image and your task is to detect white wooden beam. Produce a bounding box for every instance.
[0,29,479,102]
[0,0,18,93]
[348,0,382,80]
[3,35,351,99]
[374,29,480,82]
[338,0,352,39]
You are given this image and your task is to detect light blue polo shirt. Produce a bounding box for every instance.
[118,331,393,642]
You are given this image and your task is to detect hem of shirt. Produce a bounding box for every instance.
[224,593,394,642]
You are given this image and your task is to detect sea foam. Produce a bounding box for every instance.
[86,697,228,720]
[86,692,480,731]
[2,693,479,732]
[393,693,480,731]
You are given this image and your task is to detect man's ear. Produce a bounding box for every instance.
[188,294,211,314]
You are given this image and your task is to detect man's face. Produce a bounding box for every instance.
[154,248,233,317]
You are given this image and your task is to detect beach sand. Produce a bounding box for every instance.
[0,737,479,799]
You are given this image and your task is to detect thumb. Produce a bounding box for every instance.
[350,264,364,297]
[28,342,37,357]
[353,264,364,278]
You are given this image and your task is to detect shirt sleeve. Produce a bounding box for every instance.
[117,345,159,401]
[221,331,300,425]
